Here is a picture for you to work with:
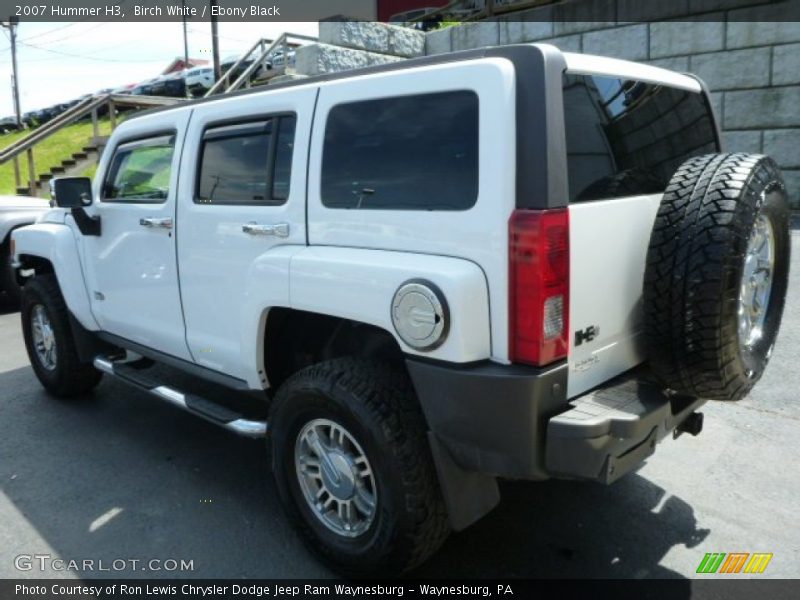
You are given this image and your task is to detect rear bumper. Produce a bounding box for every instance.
[545,377,706,483]
[407,358,705,484]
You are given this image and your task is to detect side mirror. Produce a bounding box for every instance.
[51,177,93,208]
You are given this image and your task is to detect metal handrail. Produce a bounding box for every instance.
[2,30,317,195]
[0,94,180,164]
[0,93,181,196]
[204,36,269,97]
[226,37,286,94]
[0,95,103,163]
[205,32,318,97]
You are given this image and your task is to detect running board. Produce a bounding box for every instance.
[93,357,267,438]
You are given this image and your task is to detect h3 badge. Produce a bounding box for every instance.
[574,325,599,347]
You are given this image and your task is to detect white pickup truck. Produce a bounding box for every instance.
[0,195,49,305]
[11,44,791,576]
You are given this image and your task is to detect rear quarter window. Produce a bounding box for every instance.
[321,90,479,211]
[563,74,718,202]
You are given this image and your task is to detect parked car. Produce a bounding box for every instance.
[48,103,71,119]
[131,77,159,96]
[157,70,188,97]
[185,66,215,96]
[12,45,792,576]
[267,49,296,71]
[147,72,187,98]
[30,107,55,124]
[22,111,37,128]
[0,195,49,305]
[111,83,137,95]
[0,116,22,134]
[220,55,265,81]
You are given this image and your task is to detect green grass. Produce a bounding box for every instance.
[0,118,113,195]
[81,163,98,179]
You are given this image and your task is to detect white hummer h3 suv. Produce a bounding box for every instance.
[11,44,792,575]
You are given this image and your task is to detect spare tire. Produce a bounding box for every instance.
[643,153,791,401]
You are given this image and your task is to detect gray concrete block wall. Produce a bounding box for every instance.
[319,21,425,58]
[294,43,403,77]
[424,5,800,207]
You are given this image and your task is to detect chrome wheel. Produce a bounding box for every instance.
[295,418,377,538]
[31,304,57,371]
[738,213,775,349]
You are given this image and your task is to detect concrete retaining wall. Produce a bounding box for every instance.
[426,4,800,207]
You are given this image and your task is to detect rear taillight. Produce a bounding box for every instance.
[509,208,569,366]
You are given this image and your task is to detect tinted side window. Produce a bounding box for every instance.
[563,74,718,202]
[321,91,478,210]
[197,115,296,206]
[103,134,175,202]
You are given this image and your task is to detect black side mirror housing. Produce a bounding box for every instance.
[51,177,93,208]
[51,177,101,236]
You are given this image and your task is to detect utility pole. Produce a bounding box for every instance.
[2,16,22,190]
[1,16,22,128]
[181,0,189,68]
[210,0,220,82]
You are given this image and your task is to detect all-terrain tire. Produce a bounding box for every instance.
[0,237,21,308]
[21,275,103,398]
[644,153,790,400]
[269,357,450,576]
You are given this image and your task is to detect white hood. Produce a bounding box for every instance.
[0,195,50,210]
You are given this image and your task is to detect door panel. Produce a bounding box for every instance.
[81,110,192,359]
[176,88,316,381]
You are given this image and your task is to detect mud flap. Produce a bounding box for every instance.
[428,432,500,531]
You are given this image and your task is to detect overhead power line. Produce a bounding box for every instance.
[17,40,168,63]
[19,0,131,43]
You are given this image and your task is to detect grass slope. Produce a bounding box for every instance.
[0,118,112,195]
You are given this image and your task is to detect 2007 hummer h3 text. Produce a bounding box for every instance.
[11,44,791,575]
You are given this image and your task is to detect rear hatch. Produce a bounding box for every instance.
[562,67,719,398]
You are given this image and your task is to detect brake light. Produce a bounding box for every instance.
[509,208,570,366]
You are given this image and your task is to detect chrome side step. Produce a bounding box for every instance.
[93,357,267,438]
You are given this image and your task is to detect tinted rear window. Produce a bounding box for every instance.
[563,74,718,202]
[321,90,479,210]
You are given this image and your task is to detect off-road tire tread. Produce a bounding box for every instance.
[270,357,449,576]
[644,153,788,400]
[22,274,102,398]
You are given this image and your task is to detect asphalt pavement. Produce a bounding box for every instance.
[0,231,798,580]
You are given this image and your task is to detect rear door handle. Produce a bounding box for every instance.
[139,217,173,230]
[242,222,290,238]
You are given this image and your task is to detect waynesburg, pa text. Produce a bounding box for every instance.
[16,584,515,597]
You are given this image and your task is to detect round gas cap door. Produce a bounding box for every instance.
[391,281,448,351]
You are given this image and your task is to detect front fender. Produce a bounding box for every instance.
[289,247,492,364]
[12,223,98,330]
[0,209,47,244]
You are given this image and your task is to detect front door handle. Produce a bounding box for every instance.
[139,217,173,230]
[242,222,290,238]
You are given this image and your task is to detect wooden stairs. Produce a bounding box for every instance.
[15,137,108,196]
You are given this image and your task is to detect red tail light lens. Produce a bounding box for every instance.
[509,208,570,366]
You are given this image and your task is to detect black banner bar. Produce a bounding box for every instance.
[0,0,798,23]
[1,579,799,600]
